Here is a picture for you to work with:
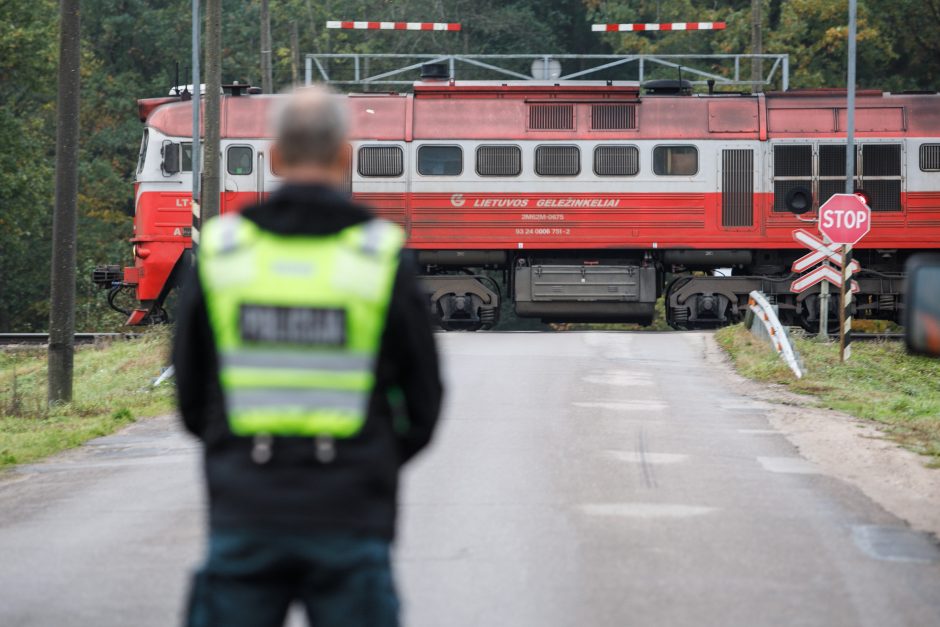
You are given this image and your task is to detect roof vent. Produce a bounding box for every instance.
[642,79,693,96]
[421,63,449,80]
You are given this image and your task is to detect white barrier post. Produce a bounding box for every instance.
[746,291,804,379]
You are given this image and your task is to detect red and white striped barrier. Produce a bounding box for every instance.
[326,21,461,32]
[592,22,726,32]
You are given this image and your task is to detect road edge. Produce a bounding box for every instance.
[701,332,940,538]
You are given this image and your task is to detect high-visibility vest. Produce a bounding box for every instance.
[198,213,404,438]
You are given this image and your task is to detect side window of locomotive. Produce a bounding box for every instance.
[594,145,639,176]
[227,146,253,176]
[817,144,854,207]
[476,145,522,177]
[860,143,902,212]
[920,144,940,172]
[417,145,462,176]
[535,145,580,176]
[358,146,404,177]
[653,145,698,176]
[137,130,149,175]
[772,145,812,212]
[181,142,193,172]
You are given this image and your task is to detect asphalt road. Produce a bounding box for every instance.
[2,332,940,626]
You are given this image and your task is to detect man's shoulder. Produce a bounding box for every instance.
[241,184,374,236]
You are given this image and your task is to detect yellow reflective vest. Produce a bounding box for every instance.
[198,213,404,438]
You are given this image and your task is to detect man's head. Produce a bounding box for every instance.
[274,85,349,185]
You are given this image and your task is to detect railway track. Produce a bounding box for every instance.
[0,333,141,346]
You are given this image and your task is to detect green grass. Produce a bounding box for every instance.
[716,325,940,467]
[0,329,175,469]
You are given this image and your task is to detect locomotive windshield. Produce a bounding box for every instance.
[136,129,148,175]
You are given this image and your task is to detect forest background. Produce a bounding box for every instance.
[2,0,939,331]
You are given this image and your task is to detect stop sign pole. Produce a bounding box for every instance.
[818,194,870,361]
[842,0,858,362]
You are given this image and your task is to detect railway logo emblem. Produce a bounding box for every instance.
[450,194,466,208]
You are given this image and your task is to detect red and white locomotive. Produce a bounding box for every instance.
[94,69,940,330]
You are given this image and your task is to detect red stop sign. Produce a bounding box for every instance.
[818,193,871,245]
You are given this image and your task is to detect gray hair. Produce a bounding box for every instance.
[275,85,349,167]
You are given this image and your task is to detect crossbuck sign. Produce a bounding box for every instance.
[789,230,860,293]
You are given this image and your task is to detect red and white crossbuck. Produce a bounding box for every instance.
[789,229,860,294]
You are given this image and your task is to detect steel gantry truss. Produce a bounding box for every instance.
[304,53,790,91]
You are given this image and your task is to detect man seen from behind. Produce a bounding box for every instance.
[173,85,443,627]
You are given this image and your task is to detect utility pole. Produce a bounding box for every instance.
[48,0,81,405]
[202,0,221,222]
[191,0,201,236]
[845,0,857,198]
[290,21,299,87]
[751,0,763,92]
[260,0,273,93]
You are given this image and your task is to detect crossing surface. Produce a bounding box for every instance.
[2,332,939,626]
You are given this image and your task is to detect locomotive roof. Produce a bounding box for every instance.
[141,82,940,140]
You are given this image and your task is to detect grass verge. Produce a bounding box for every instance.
[715,325,940,467]
[0,329,174,469]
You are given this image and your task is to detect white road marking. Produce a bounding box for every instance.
[606,451,689,464]
[757,456,820,474]
[580,503,716,518]
[737,429,780,435]
[582,371,656,387]
[574,400,668,411]
[720,402,775,411]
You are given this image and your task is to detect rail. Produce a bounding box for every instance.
[744,291,804,378]
[304,53,790,90]
[0,333,141,346]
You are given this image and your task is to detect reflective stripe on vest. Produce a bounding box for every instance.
[198,214,404,437]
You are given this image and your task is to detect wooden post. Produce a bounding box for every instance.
[751,0,763,92]
[48,0,81,405]
[202,0,221,222]
[260,0,272,93]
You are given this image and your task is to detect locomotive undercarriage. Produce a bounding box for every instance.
[664,249,908,332]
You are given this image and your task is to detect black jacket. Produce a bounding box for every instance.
[172,183,443,539]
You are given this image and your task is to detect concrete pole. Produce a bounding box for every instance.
[751,0,763,92]
[202,0,221,222]
[48,0,81,405]
[839,0,858,355]
[260,0,273,93]
[817,251,830,340]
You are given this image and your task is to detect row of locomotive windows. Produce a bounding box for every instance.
[356,144,699,178]
[771,143,907,213]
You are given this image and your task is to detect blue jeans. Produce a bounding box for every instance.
[185,528,399,627]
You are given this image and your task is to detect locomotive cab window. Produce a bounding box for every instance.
[181,142,193,172]
[594,145,639,176]
[476,145,522,177]
[535,145,580,176]
[227,146,253,175]
[418,145,462,176]
[358,145,404,177]
[653,145,698,176]
[137,130,149,175]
